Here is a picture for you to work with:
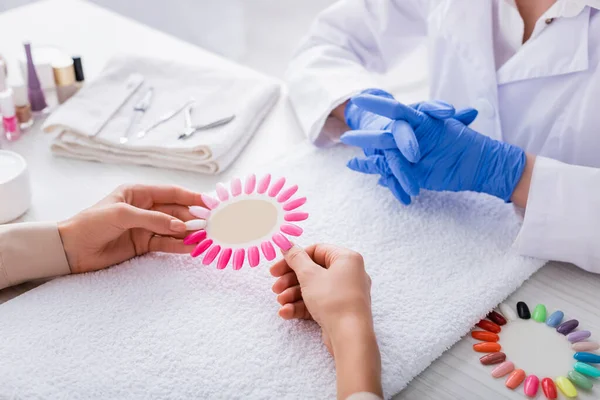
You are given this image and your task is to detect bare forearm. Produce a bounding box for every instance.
[330,317,382,400]
[510,153,536,208]
[332,101,349,123]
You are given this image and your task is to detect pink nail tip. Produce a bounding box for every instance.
[257,173,271,194]
[231,178,242,196]
[189,206,210,219]
[215,183,229,201]
[233,249,245,270]
[523,375,539,397]
[200,194,220,210]
[261,241,276,261]
[283,197,306,211]
[202,245,221,265]
[248,246,260,267]
[284,212,309,222]
[268,177,286,197]
[217,248,232,270]
[491,361,514,378]
[183,230,207,245]
[191,239,213,257]
[245,174,256,194]
[272,233,292,251]
[280,223,303,237]
[277,185,298,203]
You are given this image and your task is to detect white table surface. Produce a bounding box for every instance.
[1,1,600,399]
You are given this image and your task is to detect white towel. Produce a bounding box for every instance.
[0,146,546,399]
[43,56,281,174]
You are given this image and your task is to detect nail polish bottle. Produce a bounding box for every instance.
[12,84,33,130]
[72,55,85,89]
[0,91,21,142]
[24,42,48,114]
[53,57,78,104]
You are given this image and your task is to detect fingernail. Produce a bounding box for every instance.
[185,219,207,231]
[170,219,186,232]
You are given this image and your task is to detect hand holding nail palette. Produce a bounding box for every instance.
[184,174,308,270]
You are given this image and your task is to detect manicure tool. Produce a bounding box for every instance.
[120,86,153,144]
[177,105,235,140]
[137,98,196,139]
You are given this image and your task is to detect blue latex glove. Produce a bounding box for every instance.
[344,89,478,199]
[342,95,526,203]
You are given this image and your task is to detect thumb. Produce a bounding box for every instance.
[111,203,186,235]
[283,245,320,282]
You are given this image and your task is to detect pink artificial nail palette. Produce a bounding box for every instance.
[184,173,308,270]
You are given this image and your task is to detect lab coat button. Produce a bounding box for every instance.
[474,98,495,118]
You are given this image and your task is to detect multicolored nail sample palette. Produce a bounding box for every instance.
[472,301,599,398]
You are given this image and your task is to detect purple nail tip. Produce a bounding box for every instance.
[557,319,579,335]
[568,330,591,343]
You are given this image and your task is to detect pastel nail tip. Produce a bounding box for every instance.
[188,206,211,219]
[245,174,256,194]
[257,174,271,194]
[215,183,229,201]
[217,248,232,270]
[567,330,591,343]
[572,341,600,351]
[231,178,242,196]
[568,370,593,390]
[546,310,564,327]
[277,185,298,203]
[283,197,307,211]
[557,319,579,335]
[248,246,260,267]
[556,376,577,398]
[268,177,286,197]
[498,303,518,321]
[185,219,207,231]
[491,361,514,378]
[202,245,221,265]
[200,194,220,210]
[574,361,600,377]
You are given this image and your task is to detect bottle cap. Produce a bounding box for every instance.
[52,57,75,86]
[0,60,6,92]
[12,83,29,107]
[72,56,84,82]
[0,89,16,117]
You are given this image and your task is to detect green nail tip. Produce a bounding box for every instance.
[574,362,600,378]
[568,370,594,390]
[532,304,547,322]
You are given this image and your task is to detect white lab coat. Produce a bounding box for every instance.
[285,0,600,272]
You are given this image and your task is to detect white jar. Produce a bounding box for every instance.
[0,150,31,223]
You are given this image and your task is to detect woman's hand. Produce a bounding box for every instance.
[58,184,204,274]
[270,244,382,399]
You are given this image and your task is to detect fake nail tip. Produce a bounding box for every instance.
[479,352,505,365]
[183,229,207,245]
[532,304,547,322]
[231,178,242,196]
[574,361,600,378]
[517,301,530,319]
[200,194,220,210]
[248,246,260,267]
[261,241,276,261]
[491,361,514,378]
[572,341,600,352]
[487,311,507,326]
[556,376,577,398]
[472,342,501,353]
[215,183,229,201]
[272,233,292,251]
[557,319,579,335]
[574,352,600,363]
[277,185,298,203]
[280,223,303,237]
[475,319,501,334]
[245,174,256,194]
[189,206,211,219]
[284,212,309,222]
[202,245,221,265]
[191,239,213,257]
[568,370,593,390]
[233,249,245,270]
[185,219,207,231]
[541,378,557,399]
[505,369,526,390]
[546,310,564,328]
[523,375,539,397]
[283,197,306,211]
[471,331,499,342]
[498,303,518,321]
[568,330,591,343]
[217,248,232,270]
[268,177,286,197]
[257,174,271,194]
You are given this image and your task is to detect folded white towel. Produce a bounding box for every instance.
[43,55,281,174]
[0,146,546,399]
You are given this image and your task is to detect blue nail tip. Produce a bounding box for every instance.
[546,310,564,327]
